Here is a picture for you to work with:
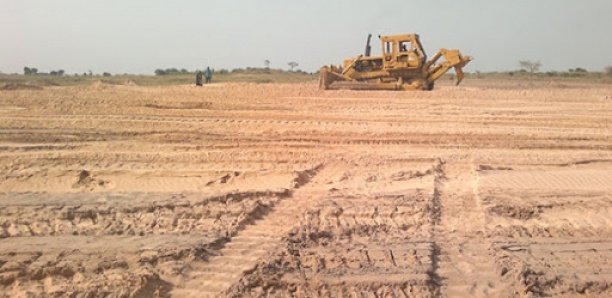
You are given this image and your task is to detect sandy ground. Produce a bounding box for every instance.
[0,80,611,297]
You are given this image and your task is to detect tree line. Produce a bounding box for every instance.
[18,63,612,77]
[154,68,190,76]
[24,66,65,76]
[22,67,111,77]
[154,60,303,76]
[512,60,612,77]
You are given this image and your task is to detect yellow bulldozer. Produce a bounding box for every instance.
[319,33,472,91]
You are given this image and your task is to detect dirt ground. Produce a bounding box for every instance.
[0,80,611,297]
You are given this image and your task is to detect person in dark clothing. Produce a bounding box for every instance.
[204,67,212,84]
[195,71,203,86]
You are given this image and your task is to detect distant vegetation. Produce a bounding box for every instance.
[154,66,308,76]
[2,65,611,89]
[49,70,65,76]
[518,60,541,81]
[23,66,67,76]
[154,68,190,76]
[462,69,612,84]
[518,60,541,74]
[23,66,73,77]
[153,66,313,83]
[0,66,317,88]
[569,67,587,73]
[23,67,38,75]
[287,62,299,71]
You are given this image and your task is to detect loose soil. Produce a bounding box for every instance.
[0,81,611,297]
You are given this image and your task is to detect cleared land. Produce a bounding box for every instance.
[0,79,611,297]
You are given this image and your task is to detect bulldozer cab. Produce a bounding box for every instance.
[380,34,426,70]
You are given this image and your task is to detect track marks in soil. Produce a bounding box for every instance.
[427,159,445,297]
[433,160,504,297]
[494,240,612,296]
[0,190,290,238]
[144,102,212,110]
[0,187,299,296]
[171,164,328,297]
[480,168,612,191]
[478,162,612,296]
[226,161,443,297]
[482,191,612,239]
[2,84,612,297]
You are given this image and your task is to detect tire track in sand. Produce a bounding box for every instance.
[171,163,338,297]
[433,158,503,297]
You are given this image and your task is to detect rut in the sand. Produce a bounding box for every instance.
[433,159,502,297]
[171,164,331,297]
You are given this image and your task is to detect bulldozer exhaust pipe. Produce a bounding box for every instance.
[364,34,372,57]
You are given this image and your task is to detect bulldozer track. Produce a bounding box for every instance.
[171,164,331,297]
[1,113,609,134]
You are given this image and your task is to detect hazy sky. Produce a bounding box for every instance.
[1,0,611,74]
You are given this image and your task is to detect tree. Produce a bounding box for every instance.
[287,61,299,71]
[23,66,38,75]
[154,69,167,76]
[606,66,612,76]
[519,60,541,80]
[264,59,270,69]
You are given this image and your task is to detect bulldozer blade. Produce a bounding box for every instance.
[319,66,361,90]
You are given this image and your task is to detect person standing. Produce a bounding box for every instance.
[204,67,212,84]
